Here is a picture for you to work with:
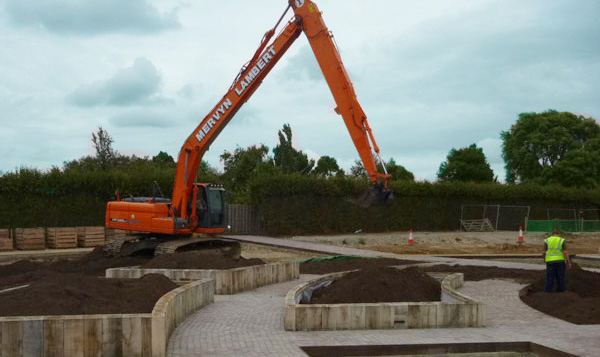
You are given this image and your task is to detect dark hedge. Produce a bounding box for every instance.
[1,169,598,232]
[248,175,600,235]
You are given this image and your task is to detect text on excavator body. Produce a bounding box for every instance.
[195,97,232,143]
[234,46,276,97]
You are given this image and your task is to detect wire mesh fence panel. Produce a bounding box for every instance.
[578,209,600,220]
[547,208,576,220]
[483,205,500,230]
[582,220,600,232]
[497,206,530,231]
[461,205,487,220]
[461,205,529,231]
[526,220,555,232]
[461,205,499,230]
[557,220,580,232]
[527,219,600,232]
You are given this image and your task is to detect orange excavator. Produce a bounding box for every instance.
[104,0,393,256]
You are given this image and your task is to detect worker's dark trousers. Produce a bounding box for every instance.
[545,261,566,292]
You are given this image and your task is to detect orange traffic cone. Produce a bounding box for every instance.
[408,229,414,245]
[518,226,524,243]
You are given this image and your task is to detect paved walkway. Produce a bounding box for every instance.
[168,236,600,357]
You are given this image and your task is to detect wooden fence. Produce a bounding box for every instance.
[226,204,263,235]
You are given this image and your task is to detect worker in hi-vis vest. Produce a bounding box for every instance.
[542,228,572,292]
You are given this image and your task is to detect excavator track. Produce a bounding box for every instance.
[103,233,241,258]
[153,237,240,258]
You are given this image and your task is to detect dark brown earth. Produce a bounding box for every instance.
[141,250,265,270]
[0,273,177,316]
[306,266,441,304]
[0,247,151,290]
[300,259,600,324]
[299,257,419,275]
[422,263,600,325]
[520,264,600,325]
[421,264,543,283]
[0,248,266,317]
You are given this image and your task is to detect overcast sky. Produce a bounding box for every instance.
[1,0,598,180]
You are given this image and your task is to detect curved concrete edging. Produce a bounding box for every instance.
[0,278,214,357]
[284,271,485,331]
[106,261,299,295]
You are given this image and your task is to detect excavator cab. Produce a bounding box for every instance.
[191,183,227,232]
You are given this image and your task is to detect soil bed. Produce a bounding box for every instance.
[0,248,265,317]
[300,257,419,275]
[306,266,441,304]
[0,247,151,290]
[141,250,265,270]
[520,264,600,325]
[422,263,600,325]
[422,264,542,283]
[0,248,266,290]
[0,273,177,316]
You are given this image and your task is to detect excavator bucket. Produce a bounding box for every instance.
[358,184,395,207]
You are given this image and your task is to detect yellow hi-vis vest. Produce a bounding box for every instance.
[545,236,565,263]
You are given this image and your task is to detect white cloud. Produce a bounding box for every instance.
[66,57,165,107]
[0,0,598,180]
[4,0,179,35]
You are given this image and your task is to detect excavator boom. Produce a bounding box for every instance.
[106,0,392,241]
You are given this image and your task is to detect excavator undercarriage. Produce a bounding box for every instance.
[102,232,241,259]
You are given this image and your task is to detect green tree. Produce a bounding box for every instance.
[386,158,414,181]
[501,110,600,186]
[349,158,414,181]
[91,126,117,169]
[197,160,221,183]
[152,151,175,168]
[313,156,343,177]
[349,159,368,179]
[437,144,494,182]
[548,138,600,187]
[272,124,314,174]
[220,144,273,193]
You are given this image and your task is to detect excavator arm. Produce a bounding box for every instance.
[106,0,392,237]
[172,0,391,220]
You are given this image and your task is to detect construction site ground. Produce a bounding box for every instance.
[283,230,600,256]
[1,231,600,356]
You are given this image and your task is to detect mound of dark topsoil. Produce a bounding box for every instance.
[0,247,266,317]
[141,250,265,270]
[422,263,600,325]
[422,264,542,283]
[307,266,441,304]
[520,264,600,325]
[0,247,152,290]
[300,257,419,275]
[0,273,177,316]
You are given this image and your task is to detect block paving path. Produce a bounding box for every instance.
[168,236,600,357]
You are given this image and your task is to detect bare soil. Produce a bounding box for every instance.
[0,247,152,290]
[421,263,600,325]
[141,250,265,270]
[306,265,440,304]
[240,243,328,262]
[0,247,266,317]
[289,231,600,255]
[300,257,600,324]
[520,264,600,325]
[300,257,419,275]
[0,273,177,316]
